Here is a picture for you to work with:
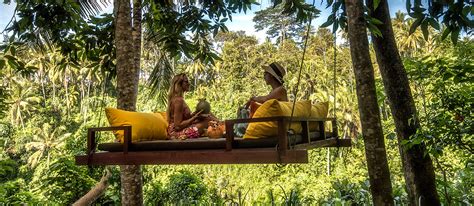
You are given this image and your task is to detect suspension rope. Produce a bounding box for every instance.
[333,31,337,118]
[288,0,316,149]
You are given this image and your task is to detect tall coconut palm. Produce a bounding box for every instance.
[8,80,41,127]
[25,123,71,168]
[392,12,424,57]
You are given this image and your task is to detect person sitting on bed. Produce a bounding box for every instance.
[245,62,289,108]
[167,73,217,139]
[234,62,289,136]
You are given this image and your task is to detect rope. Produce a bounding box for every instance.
[328,12,339,175]
[288,0,316,143]
[333,32,337,118]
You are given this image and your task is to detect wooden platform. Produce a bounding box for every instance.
[75,148,308,165]
[75,117,351,165]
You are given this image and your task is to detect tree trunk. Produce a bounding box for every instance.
[326,148,331,175]
[344,0,394,205]
[64,69,70,118]
[116,0,143,205]
[116,0,139,111]
[39,65,47,104]
[132,0,142,87]
[366,0,440,205]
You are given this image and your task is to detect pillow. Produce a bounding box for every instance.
[105,108,168,142]
[309,102,329,131]
[156,111,168,122]
[243,99,312,139]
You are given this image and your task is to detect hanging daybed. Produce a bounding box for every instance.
[75,116,351,165]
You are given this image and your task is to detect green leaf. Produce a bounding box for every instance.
[0,59,5,69]
[373,0,380,10]
[451,27,460,45]
[367,23,382,37]
[7,59,19,69]
[442,72,453,80]
[441,27,451,40]
[427,18,440,30]
[333,21,339,33]
[327,0,334,9]
[321,15,335,28]
[462,6,470,16]
[3,54,17,61]
[9,45,16,56]
[409,17,424,35]
[213,27,219,37]
[369,17,383,25]
[406,0,412,15]
[421,21,429,40]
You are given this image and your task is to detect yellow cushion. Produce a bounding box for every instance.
[243,100,312,139]
[309,102,329,131]
[105,108,168,142]
[156,111,168,122]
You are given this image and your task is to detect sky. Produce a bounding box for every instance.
[0,1,407,43]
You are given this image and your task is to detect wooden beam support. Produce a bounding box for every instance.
[75,148,308,165]
[332,119,339,138]
[225,120,234,151]
[318,121,326,139]
[123,126,132,154]
[301,121,310,144]
[277,119,288,156]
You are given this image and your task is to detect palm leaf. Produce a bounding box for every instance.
[77,0,110,18]
[147,50,174,106]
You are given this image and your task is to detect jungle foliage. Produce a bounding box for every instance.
[0,2,472,204]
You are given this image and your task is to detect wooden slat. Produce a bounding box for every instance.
[75,148,308,165]
[293,138,352,149]
[225,116,335,124]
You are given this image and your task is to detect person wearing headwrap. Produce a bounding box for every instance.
[245,62,289,107]
[234,62,289,136]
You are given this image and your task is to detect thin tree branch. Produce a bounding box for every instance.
[73,167,112,206]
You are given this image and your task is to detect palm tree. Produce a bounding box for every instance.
[143,44,175,107]
[25,123,71,168]
[392,12,424,57]
[8,80,41,127]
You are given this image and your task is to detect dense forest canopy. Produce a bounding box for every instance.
[0,0,472,205]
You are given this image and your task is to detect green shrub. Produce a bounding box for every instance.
[165,170,208,204]
[144,180,166,205]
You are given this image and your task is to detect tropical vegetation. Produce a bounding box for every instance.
[0,0,472,205]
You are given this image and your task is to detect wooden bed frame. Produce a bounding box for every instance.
[75,117,351,165]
